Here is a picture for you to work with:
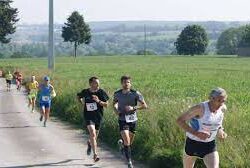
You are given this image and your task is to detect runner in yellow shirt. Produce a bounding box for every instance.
[5,71,13,92]
[27,75,39,113]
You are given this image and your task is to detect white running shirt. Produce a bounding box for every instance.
[186,101,226,142]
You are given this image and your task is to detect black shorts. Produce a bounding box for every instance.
[119,120,137,134]
[6,80,11,85]
[185,137,216,158]
[85,119,101,130]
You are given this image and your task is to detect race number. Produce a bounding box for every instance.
[42,96,50,102]
[125,113,138,123]
[86,103,98,111]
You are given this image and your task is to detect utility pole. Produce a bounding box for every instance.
[144,24,147,56]
[48,0,55,70]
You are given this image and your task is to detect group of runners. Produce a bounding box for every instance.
[76,75,227,168]
[5,73,56,127]
[5,71,22,92]
[4,72,228,168]
[77,76,147,167]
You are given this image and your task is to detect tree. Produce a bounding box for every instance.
[216,27,245,55]
[62,11,91,58]
[238,25,250,48]
[175,25,208,55]
[0,0,19,43]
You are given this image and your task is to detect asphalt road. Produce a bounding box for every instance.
[0,78,144,168]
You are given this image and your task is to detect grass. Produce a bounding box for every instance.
[0,55,250,167]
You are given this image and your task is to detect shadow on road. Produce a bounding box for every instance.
[0,112,22,115]
[0,125,40,129]
[0,159,99,168]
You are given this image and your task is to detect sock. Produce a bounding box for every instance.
[124,145,132,162]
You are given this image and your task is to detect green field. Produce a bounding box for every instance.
[1,55,250,167]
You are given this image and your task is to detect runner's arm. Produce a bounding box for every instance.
[92,95,109,108]
[50,85,56,98]
[113,101,120,115]
[98,100,108,108]
[77,90,85,104]
[176,104,203,136]
[133,91,148,111]
[135,99,148,110]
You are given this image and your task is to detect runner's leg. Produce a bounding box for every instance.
[203,151,219,168]
[121,130,132,162]
[183,152,197,168]
[87,124,98,156]
[40,105,45,121]
[31,97,36,111]
[28,97,32,108]
[129,132,135,145]
[44,107,50,126]
[88,126,100,145]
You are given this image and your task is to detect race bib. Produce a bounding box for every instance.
[30,89,37,94]
[42,96,50,102]
[125,113,138,123]
[86,103,98,111]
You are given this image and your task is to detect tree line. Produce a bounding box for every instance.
[0,0,250,58]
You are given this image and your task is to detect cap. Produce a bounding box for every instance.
[44,76,50,81]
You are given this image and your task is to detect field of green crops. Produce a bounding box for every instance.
[1,55,250,167]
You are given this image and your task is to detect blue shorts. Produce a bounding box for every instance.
[40,101,51,109]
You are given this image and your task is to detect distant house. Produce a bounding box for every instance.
[237,47,250,57]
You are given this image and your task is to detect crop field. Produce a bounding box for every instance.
[0,55,249,167]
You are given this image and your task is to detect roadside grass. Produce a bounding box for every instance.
[1,55,250,167]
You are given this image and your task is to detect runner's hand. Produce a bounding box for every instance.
[125,106,134,113]
[80,98,84,104]
[194,131,210,140]
[217,129,227,140]
[92,95,100,102]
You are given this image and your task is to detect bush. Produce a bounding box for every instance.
[10,52,32,58]
[137,50,157,55]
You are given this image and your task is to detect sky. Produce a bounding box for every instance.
[12,0,250,24]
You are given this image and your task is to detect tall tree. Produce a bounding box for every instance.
[0,0,19,43]
[216,27,245,55]
[238,25,250,48]
[62,11,91,58]
[175,25,208,55]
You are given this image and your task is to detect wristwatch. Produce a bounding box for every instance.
[133,106,138,111]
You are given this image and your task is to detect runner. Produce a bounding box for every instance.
[113,75,148,168]
[77,76,109,162]
[38,76,56,127]
[176,87,228,168]
[27,75,39,113]
[15,71,22,91]
[5,71,13,92]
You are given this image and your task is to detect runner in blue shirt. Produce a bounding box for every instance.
[38,76,56,127]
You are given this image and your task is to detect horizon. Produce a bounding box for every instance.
[16,20,250,26]
[12,0,250,24]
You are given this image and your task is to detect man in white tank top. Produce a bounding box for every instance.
[177,88,228,168]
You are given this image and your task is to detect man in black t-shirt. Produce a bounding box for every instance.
[77,76,109,162]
